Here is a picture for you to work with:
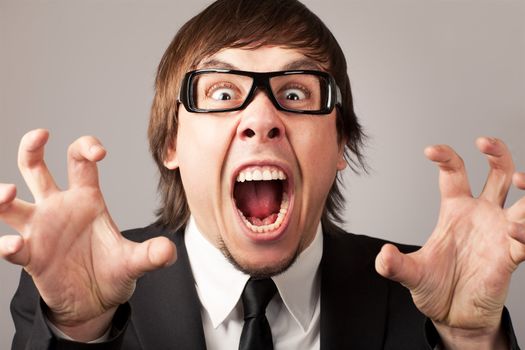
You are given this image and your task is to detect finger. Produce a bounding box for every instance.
[375,243,421,290]
[126,236,177,279]
[67,136,107,189]
[0,184,33,232]
[509,222,525,245]
[17,129,59,201]
[0,235,30,266]
[0,183,17,211]
[509,223,525,265]
[424,145,472,199]
[476,137,515,205]
[505,172,525,222]
[513,171,525,190]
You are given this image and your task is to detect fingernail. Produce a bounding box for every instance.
[90,145,105,154]
[487,137,497,144]
[7,240,18,254]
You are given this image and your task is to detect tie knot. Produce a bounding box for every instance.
[241,278,277,319]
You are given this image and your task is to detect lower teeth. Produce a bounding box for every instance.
[238,193,289,233]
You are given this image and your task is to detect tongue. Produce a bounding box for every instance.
[234,181,282,219]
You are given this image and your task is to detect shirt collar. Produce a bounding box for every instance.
[272,224,322,331]
[185,216,323,332]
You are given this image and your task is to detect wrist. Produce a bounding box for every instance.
[434,322,509,350]
[46,306,117,342]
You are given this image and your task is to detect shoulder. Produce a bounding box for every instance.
[323,223,420,257]
[122,223,183,244]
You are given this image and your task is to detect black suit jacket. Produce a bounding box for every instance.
[10,224,520,349]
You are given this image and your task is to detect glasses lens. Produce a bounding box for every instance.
[270,73,329,112]
[191,72,253,111]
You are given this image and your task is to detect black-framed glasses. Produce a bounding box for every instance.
[178,69,342,115]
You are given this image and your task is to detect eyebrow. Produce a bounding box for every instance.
[281,59,323,71]
[198,58,324,71]
[198,59,237,70]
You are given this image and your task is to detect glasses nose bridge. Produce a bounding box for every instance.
[246,73,276,105]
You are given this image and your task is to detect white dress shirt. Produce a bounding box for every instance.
[185,216,323,350]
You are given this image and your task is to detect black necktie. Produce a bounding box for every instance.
[239,278,277,350]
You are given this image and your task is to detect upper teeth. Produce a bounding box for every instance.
[236,166,286,182]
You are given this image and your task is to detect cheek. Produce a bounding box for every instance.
[292,117,342,178]
[285,116,341,245]
[175,115,237,215]
[292,117,342,214]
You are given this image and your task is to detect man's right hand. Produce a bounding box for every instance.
[0,129,177,341]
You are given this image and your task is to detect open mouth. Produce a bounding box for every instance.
[233,165,290,233]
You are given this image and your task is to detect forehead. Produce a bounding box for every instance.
[196,46,326,72]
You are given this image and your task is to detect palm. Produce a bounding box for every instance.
[25,188,126,322]
[409,197,515,328]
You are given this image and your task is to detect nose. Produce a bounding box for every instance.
[236,92,285,143]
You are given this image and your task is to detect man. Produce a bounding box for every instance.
[1,0,524,349]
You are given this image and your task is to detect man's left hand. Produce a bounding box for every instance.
[375,137,525,349]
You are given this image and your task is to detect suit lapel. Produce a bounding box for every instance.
[129,228,207,350]
[320,228,389,350]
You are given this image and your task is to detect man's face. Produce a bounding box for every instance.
[165,46,346,276]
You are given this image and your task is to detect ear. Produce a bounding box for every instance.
[163,144,179,170]
[336,138,347,171]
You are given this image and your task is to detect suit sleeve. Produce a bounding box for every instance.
[10,269,131,350]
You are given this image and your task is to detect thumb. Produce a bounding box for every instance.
[375,243,421,290]
[0,235,30,267]
[127,236,177,279]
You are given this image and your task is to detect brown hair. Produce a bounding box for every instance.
[148,0,366,232]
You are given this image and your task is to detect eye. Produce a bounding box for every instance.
[281,86,309,101]
[195,75,248,110]
[210,87,235,101]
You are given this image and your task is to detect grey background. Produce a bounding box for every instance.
[1,0,523,347]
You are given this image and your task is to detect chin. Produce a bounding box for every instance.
[218,238,301,279]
